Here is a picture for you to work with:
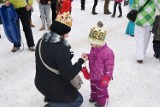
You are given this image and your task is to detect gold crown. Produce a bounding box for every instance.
[55,11,72,27]
[88,26,107,45]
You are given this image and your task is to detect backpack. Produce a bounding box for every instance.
[152,15,160,41]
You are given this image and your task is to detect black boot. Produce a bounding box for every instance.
[111,14,115,18]
[92,11,98,15]
[118,14,122,18]
[89,98,96,103]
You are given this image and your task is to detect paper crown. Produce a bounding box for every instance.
[88,21,107,45]
[55,11,72,27]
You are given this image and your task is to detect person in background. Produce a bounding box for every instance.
[104,0,111,15]
[5,0,35,52]
[111,0,123,18]
[34,12,88,107]
[125,0,135,37]
[37,0,51,31]
[26,0,35,27]
[132,0,160,63]
[81,0,85,10]
[0,0,4,38]
[50,0,57,22]
[92,0,98,15]
[86,21,114,107]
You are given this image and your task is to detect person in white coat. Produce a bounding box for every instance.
[132,0,160,63]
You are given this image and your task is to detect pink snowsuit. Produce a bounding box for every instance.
[88,43,114,106]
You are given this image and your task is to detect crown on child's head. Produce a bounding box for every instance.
[88,21,107,45]
[55,11,72,27]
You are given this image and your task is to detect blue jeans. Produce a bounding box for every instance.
[48,92,83,107]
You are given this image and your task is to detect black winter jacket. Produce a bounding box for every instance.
[35,33,84,103]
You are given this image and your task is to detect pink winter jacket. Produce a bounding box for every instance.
[88,43,114,80]
[115,0,123,2]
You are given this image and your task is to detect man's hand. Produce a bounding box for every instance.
[25,5,32,11]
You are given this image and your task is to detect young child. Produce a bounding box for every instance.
[87,21,115,107]
[111,0,123,18]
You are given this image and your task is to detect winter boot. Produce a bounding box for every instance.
[39,26,45,31]
[29,46,35,51]
[30,20,35,27]
[137,60,143,64]
[118,14,122,18]
[95,103,106,107]
[11,47,20,52]
[89,98,96,103]
[111,14,115,18]
[92,11,98,15]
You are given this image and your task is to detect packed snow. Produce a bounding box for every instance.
[0,0,160,107]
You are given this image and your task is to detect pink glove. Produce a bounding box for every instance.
[81,67,90,80]
[101,75,110,86]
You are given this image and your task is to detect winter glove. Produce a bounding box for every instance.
[81,66,90,80]
[101,75,110,86]
[70,51,74,59]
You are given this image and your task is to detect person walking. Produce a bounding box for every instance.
[92,0,98,15]
[132,0,160,63]
[37,0,51,31]
[111,0,123,18]
[81,0,85,10]
[104,0,111,15]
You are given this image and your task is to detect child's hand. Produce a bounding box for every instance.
[101,75,110,86]
[81,66,90,80]
[81,53,88,61]
[25,5,32,11]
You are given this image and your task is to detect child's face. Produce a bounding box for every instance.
[90,43,101,48]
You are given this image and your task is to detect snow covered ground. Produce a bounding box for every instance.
[0,0,160,107]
